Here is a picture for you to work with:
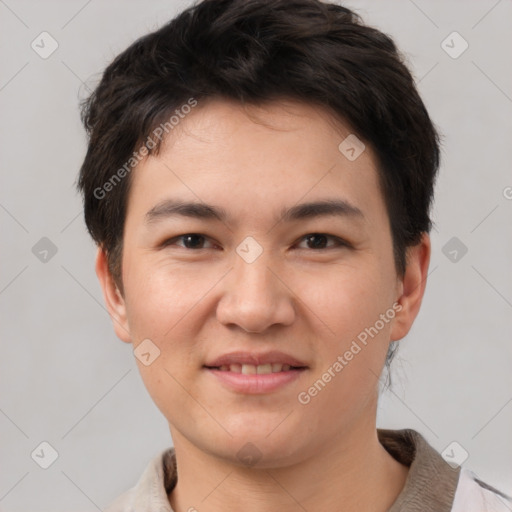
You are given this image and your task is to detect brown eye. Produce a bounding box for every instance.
[296,233,349,250]
[162,234,215,249]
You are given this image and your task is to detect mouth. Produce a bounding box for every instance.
[203,363,307,374]
[203,363,308,395]
[202,352,309,394]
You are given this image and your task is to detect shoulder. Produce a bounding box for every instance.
[103,448,176,512]
[452,468,512,512]
[378,428,511,512]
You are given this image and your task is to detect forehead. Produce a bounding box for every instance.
[125,98,386,230]
[160,97,356,156]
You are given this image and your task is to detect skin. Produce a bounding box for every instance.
[96,98,431,512]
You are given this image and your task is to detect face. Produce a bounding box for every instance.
[98,98,428,467]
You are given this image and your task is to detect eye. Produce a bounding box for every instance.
[160,233,349,251]
[161,233,216,250]
[295,233,349,250]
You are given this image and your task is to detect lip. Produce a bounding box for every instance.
[204,350,308,368]
[204,367,307,394]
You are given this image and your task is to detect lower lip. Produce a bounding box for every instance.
[204,368,306,394]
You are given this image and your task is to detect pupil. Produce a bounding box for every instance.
[184,234,203,248]
[307,234,327,249]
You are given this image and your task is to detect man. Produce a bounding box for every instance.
[77,0,511,510]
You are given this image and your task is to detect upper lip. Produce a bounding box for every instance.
[204,351,308,368]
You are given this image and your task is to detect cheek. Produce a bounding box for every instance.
[122,254,222,382]
[294,271,394,426]
[123,263,207,421]
[123,254,213,339]
[294,261,395,344]
[293,261,396,410]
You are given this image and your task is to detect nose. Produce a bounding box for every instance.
[216,248,296,333]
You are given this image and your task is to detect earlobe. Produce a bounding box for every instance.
[95,247,132,343]
[390,233,431,342]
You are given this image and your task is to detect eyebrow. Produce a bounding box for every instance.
[145,198,364,225]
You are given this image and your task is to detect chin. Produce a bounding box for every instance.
[214,429,308,469]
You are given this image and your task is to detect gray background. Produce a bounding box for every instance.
[1,0,511,510]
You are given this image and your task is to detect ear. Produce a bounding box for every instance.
[95,246,132,343]
[390,233,431,342]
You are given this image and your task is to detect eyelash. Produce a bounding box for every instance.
[160,233,351,251]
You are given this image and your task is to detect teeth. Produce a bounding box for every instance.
[215,363,297,373]
[256,364,272,374]
[241,364,257,375]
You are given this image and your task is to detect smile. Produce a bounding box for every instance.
[207,363,302,374]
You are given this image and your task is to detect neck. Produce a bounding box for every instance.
[168,415,409,512]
